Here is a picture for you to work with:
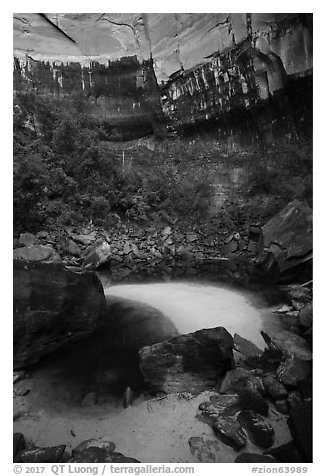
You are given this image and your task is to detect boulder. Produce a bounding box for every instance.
[238,383,269,416]
[196,393,246,450]
[82,240,111,270]
[238,410,275,448]
[13,260,106,369]
[213,416,247,451]
[19,232,37,246]
[258,200,312,281]
[272,330,312,360]
[71,232,97,246]
[13,244,61,263]
[287,400,312,462]
[197,394,240,425]
[263,374,288,400]
[276,356,311,387]
[71,439,140,463]
[235,453,279,463]
[15,445,66,463]
[298,303,313,328]
[139,327,234,394]
[220,368,264,395]
[72,438,115,457]
[233,334,263,358]
[67,239,82,257]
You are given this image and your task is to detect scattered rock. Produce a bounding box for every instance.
[222,241,238,255]
[298,303,313,328]
[19,233,37,246]
[67,240,81,257]
[72,232,97,246]
[273,304,293,313]
[247,241,257,253]
[238,410,275,448]
[263,374,288,400]
[246,347,283,373]
[186,233,198,242]
[13,244,61,263]
[287,285,311,303]
[272,331,312,361]
[213,416,247,451]
[235,452,279,463]
[233,334,263,358]
[35,231,50,239]
[220,368,264,395]
[197,393,240,425]
[13,260,106,369]
[238,382,269,416]
[82,240,111,269]
[276,356,311,387]
[15,445,66,463]
[73,438,115,457]
[139,327,234,394]
[292,300,305,311]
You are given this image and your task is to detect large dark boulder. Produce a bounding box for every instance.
[287,400,312,462]
[15,445,66,463]
[238,410,275,448]
[258,200,312,282]
[71,438,140,463]
[13,260,107,369]
[139,327,234,394]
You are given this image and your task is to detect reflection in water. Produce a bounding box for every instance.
[104,281,285,349]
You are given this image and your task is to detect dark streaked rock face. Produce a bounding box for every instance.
[287,400,312,462]
[13,13,312,144]
[13,260,106,369]
[139,327,234,394]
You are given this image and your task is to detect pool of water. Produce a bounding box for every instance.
[104,281,285,349]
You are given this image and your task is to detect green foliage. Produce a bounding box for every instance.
[13,92,213,231]
[246,142,312,207]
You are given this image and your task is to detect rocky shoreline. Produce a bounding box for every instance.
[13,200,313,463]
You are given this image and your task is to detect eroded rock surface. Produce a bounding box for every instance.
[13,260,106,369]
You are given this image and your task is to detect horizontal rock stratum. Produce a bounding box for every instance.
[13,260,106,369]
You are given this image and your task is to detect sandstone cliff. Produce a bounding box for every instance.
[13,13,313,144]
